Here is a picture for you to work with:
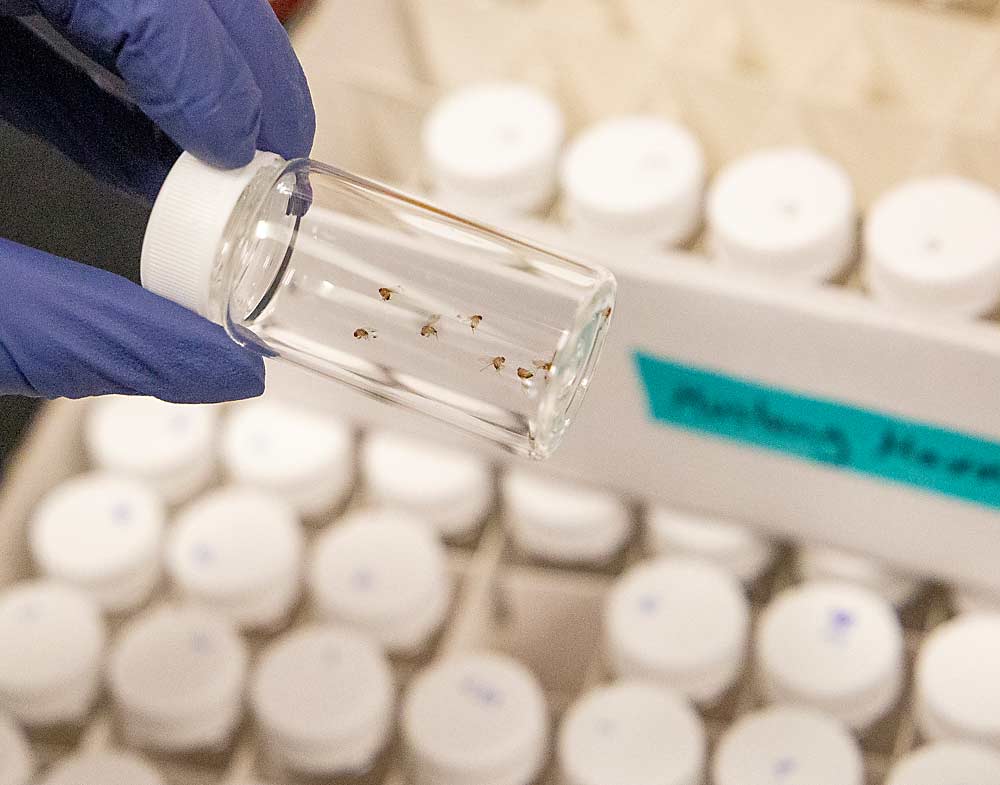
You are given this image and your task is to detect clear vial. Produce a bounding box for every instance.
[38,751,164,785]
[166,487,304,630]
[361,430,494,542]
[0,580,105,727]
[885,741,1000,785]
[795,545,920,608]
[308,509,451,656]
[250,625,394,780]
[756,581,904,730]
[0,711,33,785]
[30,472,165,613]
[558,681,705,785]
[141,151,615,460]
[221,399,355,520]
[915,613,1000,746]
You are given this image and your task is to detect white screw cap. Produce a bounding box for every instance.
[558,681,705,785]
[402,652,549,785]
[30,472,165,613]
[796,545,919,607]
[713,706,864,785]
[885,741,1000,785]
[221,400,354,520]
[39,752,163,785]
[251,625,394,775]
[561,116,705,250]
[423,82,565,217]
[108,606,247,752]
[865,177,1000,317]
[916,613,1000,746]
[605,557,749,704]
[707,148,856,282]
[0,581,104,726]
[951,583,1000,616]
[757,581,904,729]
[85,396,218,505]
[0,712,32,785]
[309,509,450,654]
[503,471,631,565]
[167,487,304,630]
[362,431,493,540]
[646,506,774,585]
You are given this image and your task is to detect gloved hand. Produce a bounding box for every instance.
[0,0,316,403]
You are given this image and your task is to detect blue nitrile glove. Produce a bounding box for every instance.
[0,0,316,402]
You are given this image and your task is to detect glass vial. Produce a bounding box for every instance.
[141,153,616,459]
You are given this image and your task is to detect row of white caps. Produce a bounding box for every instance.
[424,82,1000,317]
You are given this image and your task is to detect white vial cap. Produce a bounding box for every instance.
[221,400,354,520]
[108,605,247,751]
[30,472,165,613]
[952,584,1000,616]
[796,545,919,607]
[251,625,394,774]
[85,396,218,505]
[713,705,864,785]
[423,82,565,217]
[757,581,904,729]
[646,506,775,585]
[916,613,1000,746]
[309,509,450,654]
[0,712,32,785]
[503,471,631,564]
[707,148,856,282]
[560,116,705,249]
[0,581,104,726]
[362,431,493,540]
[865,177,1000,317]
[886,741,1000,785]
[402,652,549,785]
[558,682,705,785]
[167,487,304,630]
[142,151,281,317]
[40,752,163,785]
[604,557,749,704]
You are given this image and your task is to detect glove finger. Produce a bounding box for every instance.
[34,0,263,169]
[0,237,265,403]
[204,0,315,160]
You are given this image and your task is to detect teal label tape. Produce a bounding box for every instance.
[633,350,1000,509]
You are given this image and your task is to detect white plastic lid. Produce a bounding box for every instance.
[712,706,864,785]
[40,752,164,785]
[402,651,548,785]
[796,545,919,607]
[309,509,450,653]
[221,400,355,519]
[503,471,632,564]
[0,581,104,702]
[423,83,565,215]
[250,625,394,772]
[558,682,705,785]
[952,583,1000,615]
[646,506,775,585]
[85,396,218,505]
[362,431,493,539]
[916,613,1000,746]
[707,147,856,282]
[0,712,32,785]
[865,177,1000,317]
[30,473,165,611]
[757,581,904,729]
[141,151,281,317]
[885,741,1000,785]
[108,606,247,725]
[604,557,749,704]
[166,487,303,627]
[560,116,705,248]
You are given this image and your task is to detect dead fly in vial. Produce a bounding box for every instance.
[457,314,483,332]
[354,328,377,340]
[602,306,613,320]
[481,355,506,373]
[533,356,555,379]
[378,287,400,301]
[517,367,534,380]
[420,315,441,339]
